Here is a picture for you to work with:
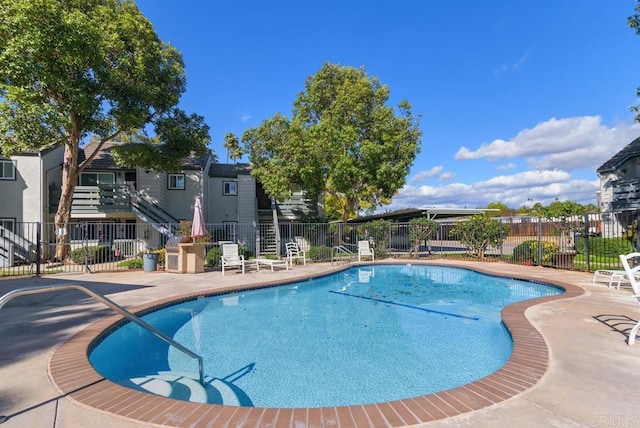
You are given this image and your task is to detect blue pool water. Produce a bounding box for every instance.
[90,265,562,408]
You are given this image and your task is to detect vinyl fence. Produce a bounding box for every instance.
[2,210,639,276]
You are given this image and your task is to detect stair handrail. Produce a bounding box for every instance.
[126,185,179,236]
[0,284,205,385]
[332,244,355,265]
[0,224,36,264]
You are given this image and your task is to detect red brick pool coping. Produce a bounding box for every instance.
[48,262,583,427]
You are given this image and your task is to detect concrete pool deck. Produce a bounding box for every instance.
[0,260,638,427]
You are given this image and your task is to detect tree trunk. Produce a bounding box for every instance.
[54,143,80,261]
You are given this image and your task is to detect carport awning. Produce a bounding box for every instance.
[346,207,496,223]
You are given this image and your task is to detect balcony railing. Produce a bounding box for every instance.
[70,185,132,217]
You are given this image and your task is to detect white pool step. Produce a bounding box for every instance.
[210,378,241,406]
[129,372,242,406]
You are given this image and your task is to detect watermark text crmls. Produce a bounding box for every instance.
[588,416,640,427]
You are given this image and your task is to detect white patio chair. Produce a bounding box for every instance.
[618,252,640,345]
[221,243,245,275]
[358,240,375,262]
[285,241,306,266]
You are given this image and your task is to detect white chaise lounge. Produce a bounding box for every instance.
[618,252,640,345]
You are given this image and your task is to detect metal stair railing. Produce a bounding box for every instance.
[332,244,356,265]
[0,284,204,385]
[0,225,36,267]
[127,186,179,236]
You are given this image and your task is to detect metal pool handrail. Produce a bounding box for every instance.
[332,244,355,265]
[0,284,205,385]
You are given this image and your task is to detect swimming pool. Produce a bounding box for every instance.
[89,264,562,408]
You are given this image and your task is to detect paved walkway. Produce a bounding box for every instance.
[0,260,639,427]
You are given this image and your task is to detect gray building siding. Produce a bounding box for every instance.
[0,146,63,223]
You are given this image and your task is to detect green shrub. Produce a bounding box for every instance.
[450,215,510,258]
[575,237,635,257]
[69,245,112,264]
[512,240,559,265]
[117,259,143,269]
[308,246,332,261]
[154,248,166,267]
[238,246,251,260]
[206,247,222,267]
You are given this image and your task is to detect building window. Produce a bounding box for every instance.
[0,218,15,233]
[80,172,115,185]
[168,174,185,190]
[223,181,237,195]
[0,160,16,180]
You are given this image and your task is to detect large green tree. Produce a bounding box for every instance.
[242,62,422,222]
[0,0,210,259]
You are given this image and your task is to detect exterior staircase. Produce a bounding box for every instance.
[0,225,35,267]
[129,189,179,237]
[258,224,277,256]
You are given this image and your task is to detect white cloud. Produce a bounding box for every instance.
[379,117,639,213]
[496,162,517,170]
[409,166,456,184]
[382,170,598,212]
[454,116,640,171]
[438,171,455,181]
[478,170,570,190]
[493,49,532,75]
[409,166,443,184]
[241,114,251,122]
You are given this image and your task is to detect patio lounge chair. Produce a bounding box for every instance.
[358,240,375,262]
[618,252,640,345]
[285,241,306,266]
[592,269,637,290]
[221,243,245,275]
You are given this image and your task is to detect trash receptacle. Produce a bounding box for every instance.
[143,253,159,272]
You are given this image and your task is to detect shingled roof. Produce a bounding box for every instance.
[78,140,211,170]
[208,163,252,177]
[78,140,122,169]
[597,136,640,173]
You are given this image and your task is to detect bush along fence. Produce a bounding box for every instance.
[2,209,640,276]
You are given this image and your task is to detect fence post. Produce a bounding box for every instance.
[35,222,41,276]
[499,219,504,258]
[255,224,261,257]
[537,217,543,266]
[83,222,91,273]
[584,213,590,272]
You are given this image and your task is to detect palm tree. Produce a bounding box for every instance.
[223,132,243,163]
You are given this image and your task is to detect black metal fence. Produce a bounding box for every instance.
[2,210,639,276]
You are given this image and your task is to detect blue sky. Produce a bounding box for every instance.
[136,0,640,211]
